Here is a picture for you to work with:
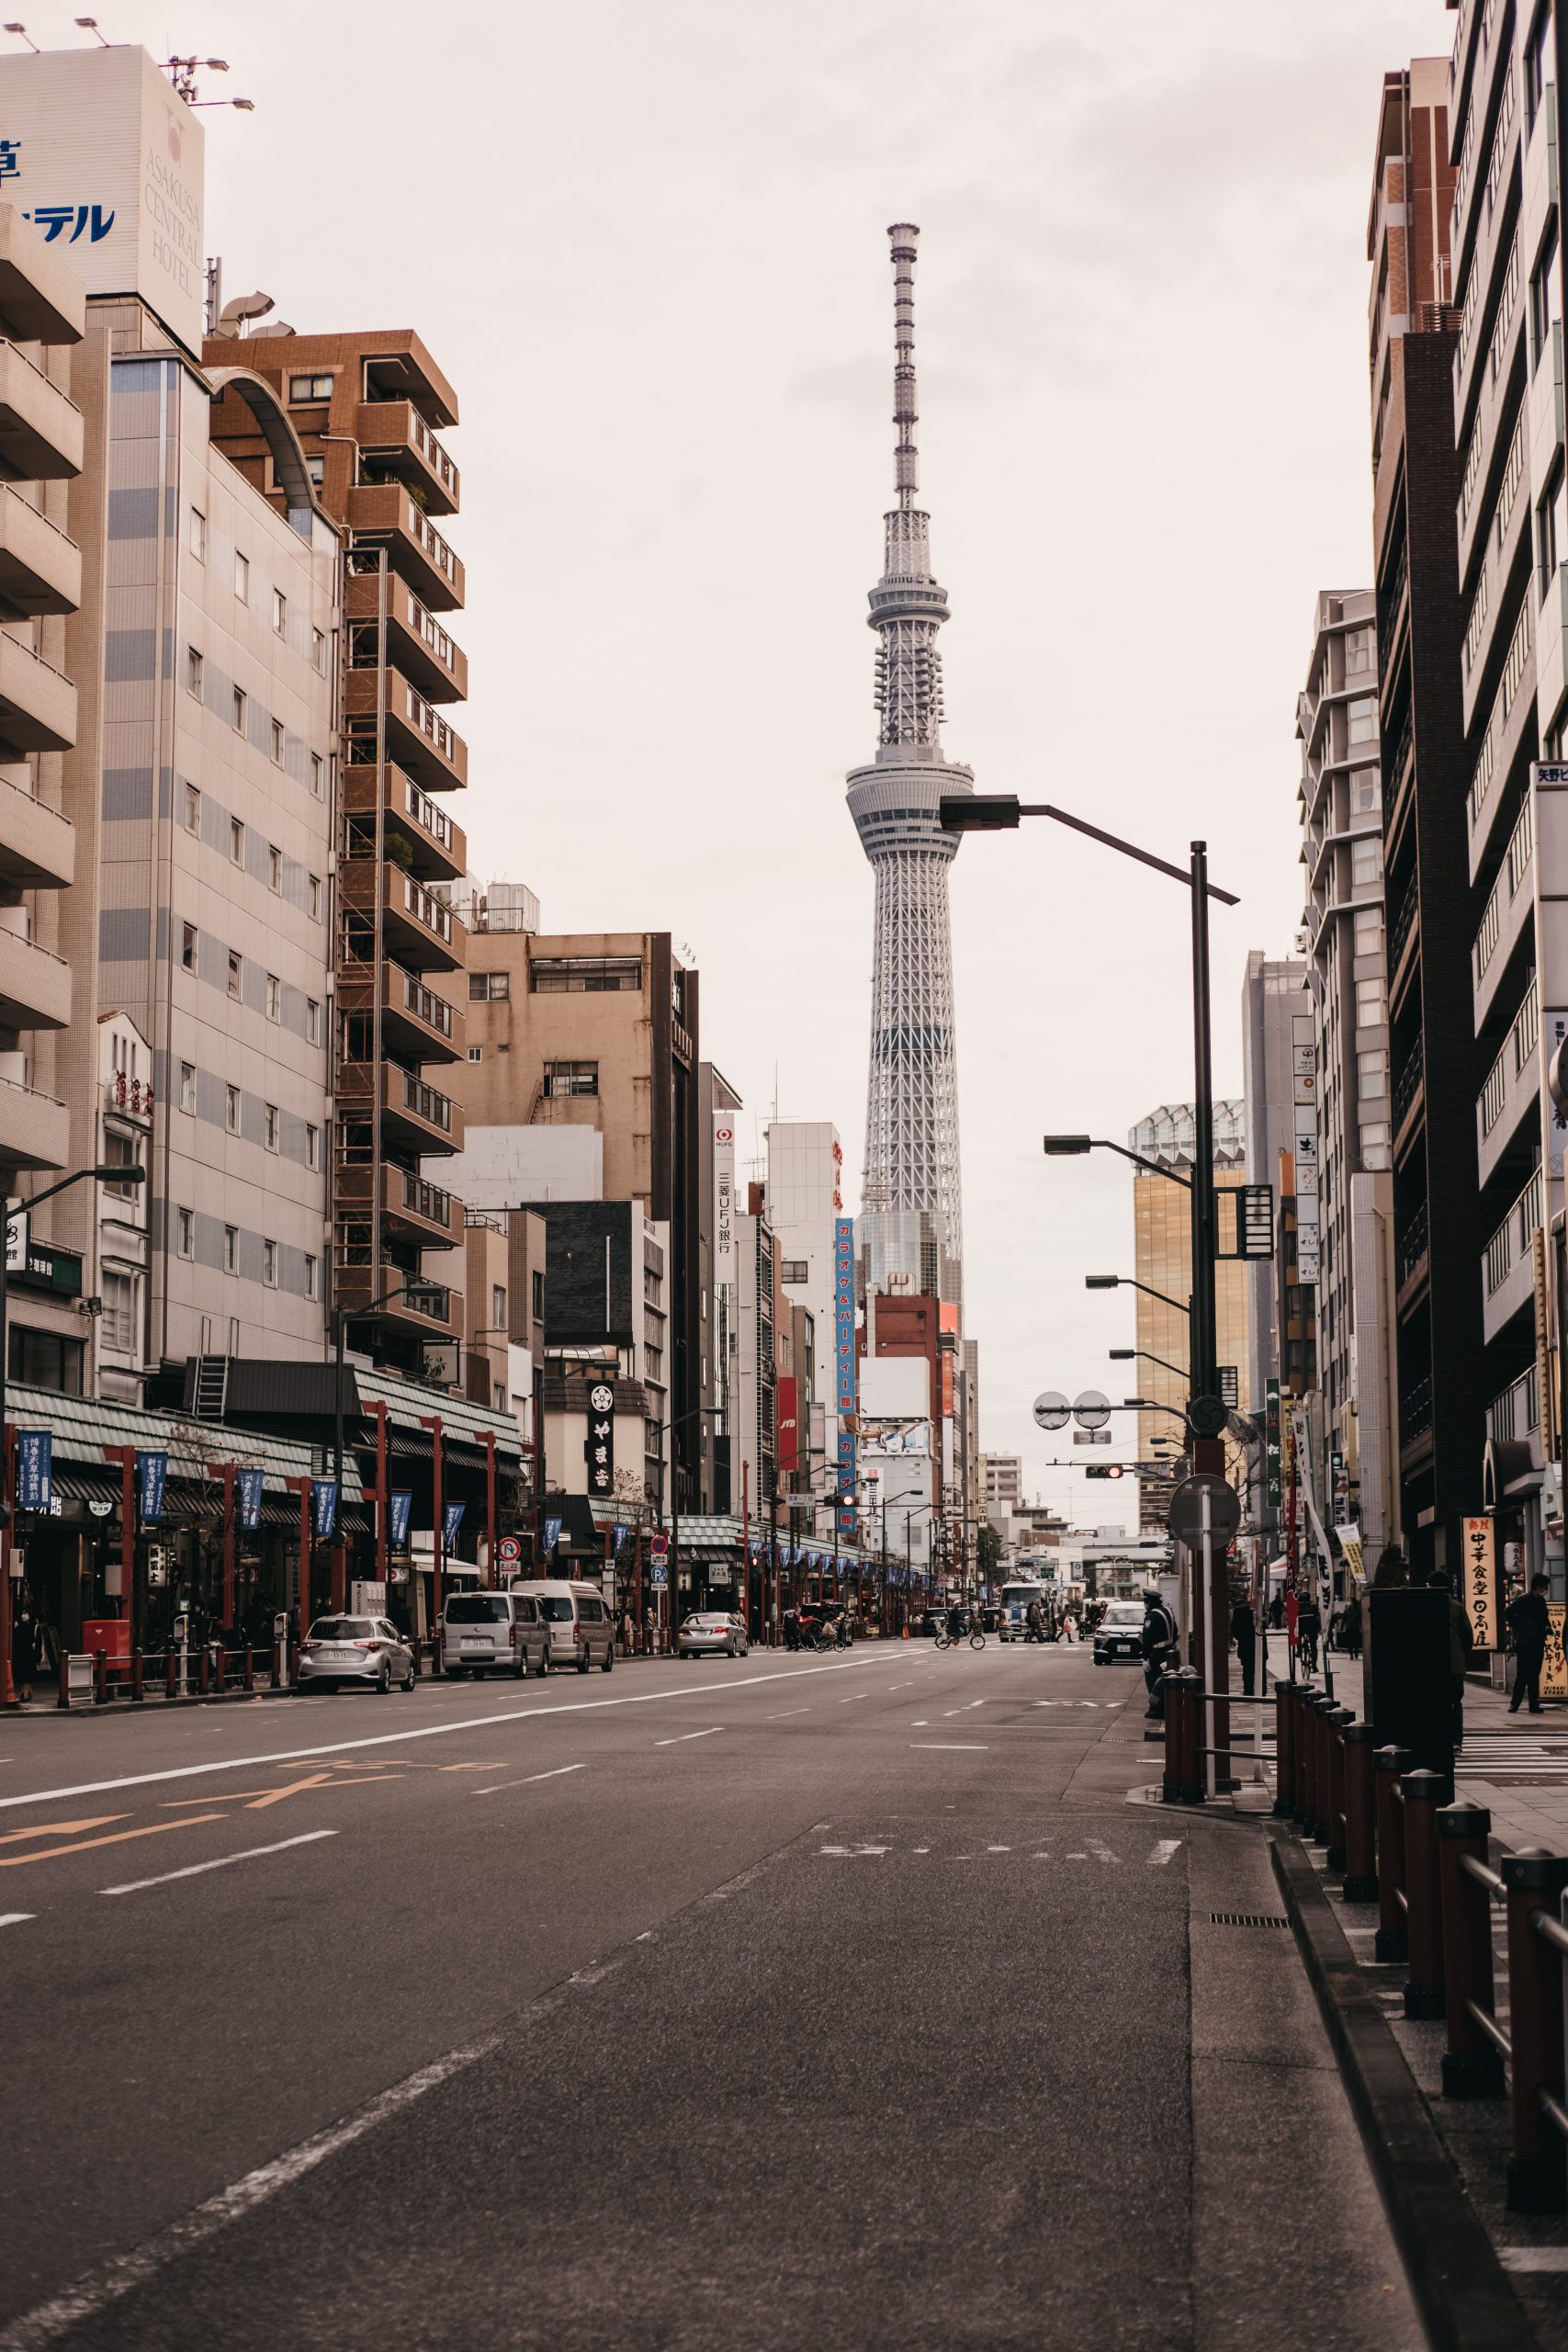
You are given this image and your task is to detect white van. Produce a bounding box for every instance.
[440,1589,548,1679]
[509,1577,615,1673]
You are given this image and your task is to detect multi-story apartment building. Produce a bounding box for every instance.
[455,913,704,1517]
[1295,594,1399,1551]
[1240,952,1312,1413]
[767,1118,844,1525]
[733,1190,779,1546]
[698,1062,742,1514]
[983,1453,1022,1514]
[1371,53,1484,1577]
[1128,1102,1250,1532]
[207,326,470,1385]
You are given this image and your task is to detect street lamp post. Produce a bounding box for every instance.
[643,1403,722,1650]
[333,1277,441,1618]
[0,1160,146,1707]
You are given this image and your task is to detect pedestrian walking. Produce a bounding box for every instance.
[783,1606,800,1652]
[1342,1591,1363,1660]
[1427,1569,1474,1748]
[1060,1612,1076,1645]
[1296,1591,1322,1676]
[10,1589,39,1702]
[1284,1585,1299,1661]
[1230,1595,1257,1698]
[1141,1587,1177,1720]
[1507,1573,1551,1715]
[1371,1544,1408,1589]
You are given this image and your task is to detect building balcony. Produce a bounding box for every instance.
[0,1070,67,1170]
[333,1159,464,1252]
[344,482,464,611]
[0,629,74,757]
[1482,1162,1542,1345]
[0,916,67,1030]
[353,401,459,516]
[338,1265,463,1348]
[337,1059,464,1156]
[0,485,78,619]
[1394,1197,1430,1312]
[0,342,83,482]
[1472,788,1535,1030]
[0,211,85,347]
[345,569,468,703]
[1486,1365,1539,1447]
[342,762,466,882]
[360,955,463,1066]
[338,856,465,972]
[0,773,72,888]
[344,668,468,794]
[1475,972,1540,1192]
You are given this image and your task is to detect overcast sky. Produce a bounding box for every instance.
[71,0,1442,1522]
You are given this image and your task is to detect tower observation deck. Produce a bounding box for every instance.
[847,222,972,1274]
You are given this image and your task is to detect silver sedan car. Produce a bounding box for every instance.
[299,1615,415,1693]
[678,1611,749,1659]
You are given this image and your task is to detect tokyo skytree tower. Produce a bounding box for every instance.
[847,222,973,1270]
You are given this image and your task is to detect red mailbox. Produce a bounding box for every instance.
[81,1618,130,1679]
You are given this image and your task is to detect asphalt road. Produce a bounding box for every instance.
[2,1640,1425,2350]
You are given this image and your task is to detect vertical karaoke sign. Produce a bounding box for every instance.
[834,1216,856,1535]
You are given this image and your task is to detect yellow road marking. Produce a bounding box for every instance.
[0,1815,129,1845]
[0,1815,226,1869]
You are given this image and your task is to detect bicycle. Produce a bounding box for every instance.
[935,1622,987,1652]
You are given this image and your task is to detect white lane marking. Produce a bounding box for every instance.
[910,1744,987,1751]
[0,1658,897,1814]
[1067,1852,1089,1861]
[886,1683,911,1690]
[965,1700,987,1709]
[0,1911,34,1927]
[1149,1839,1181,1866]
[0,2028,502,2351]
[654,1727,724,1747]
[473,1764,588,1796]
[818,1843,890,1858]
[765,1707,811,1719]
[99,1830,337,1897]
[1086,1838,1121,1866]
[838,1692,872,1703]
[912,1846,930,1853]
[910,1720,930,1727]
[985,1844,1010,1853]
[1031,1853,1051,1861]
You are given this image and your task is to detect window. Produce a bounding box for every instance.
[181,922,197,973]
[272,586,288,636]
[1345,627,1374,674]
[223,1225,238,1273]
[1360,1121,1391,1152]
[9,1325,84,1394]
[306,998,321,1046]
[234,552,249,605]
[288,371,334,402]
[232,686,247,734]
[270,718,285,764]
[1351,835,1383,886]
[348,622,379,669]
[179,1060,196,1114]
[183,781,200,835]
[305,1123,320,1170]
[1540,464,1564,603]
[1350,768,1381,814]
[1347,695,1377,744]
[1527,6,1555,130]
[99,1270,135,1353]
[468,1046,482,1062]
[176,1206,194,1259]
[227,950,243,1001]
[225,1084,240,1135]
[102,1131,139,1200]
[492,1283,507,1329]
[267,844,283,893]
[262,1239,277,1289]
[781,1258,810,1283]
[1355,977,1386,1029]
[530,956,642,993]
[304,1253,319,1302]
[305,454,325,488]
[265,1102,279,1152]
[186,646,203,696]
[311,627,327,673]
[469,970,510,1001]
[230,816,244,866]
[1352,906,1383,956]
[532,1270,544,1321]
[309,874,322,921]
[1531,230,1562,367]
[493,1382,507,1412]
[189,508,206,561]
[545,1059,598,1097]
[1357,1047,1389,1100]
[310,752,324,798]
[265,974,281,1022]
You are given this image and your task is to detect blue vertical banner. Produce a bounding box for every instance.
[311,1478,339,1542]
[612,1522,629,1556]
[236,1466,264,1531]
[14,1429,51,1511]
[833,1216,857,1534]
[388,1490,413,1549]
[443,1500,465,1550]
[543,1515,563,1555]
[135,1449,167,1523]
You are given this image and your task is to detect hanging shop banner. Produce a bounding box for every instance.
[389,1491,413,1549]
[14,1429,51,1511]
[1461,1516,1499,1650]
[135,1449,167,1522]
[613,1523,629,1556]
[236,1466,264,1531]
[585,1380,615,1501]
[1544,1602,1568,1702]
[713,1114,736,1283]
[834,1216,857,1535]
[748,1537,761,1559]
[543,1516,563,1555]
[443,1501,466,1550]
[1264,1378,1281,1510]
[311,1479,339,1542]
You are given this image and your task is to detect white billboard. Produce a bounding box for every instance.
[0,46,205,354]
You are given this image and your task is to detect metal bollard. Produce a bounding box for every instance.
[1400,1769,1447,2019]
[1314,1700,1338,1844]
[243,1645,254,1691]
[412,1634,422,1679]
[94,1648,107,1705]
[165,1647,177,1700]
[1162,1669,1185,1804]
[56,1647,70,1710]
[130,1648,144,1704]
[1325,1707,1354,1871]
[1374,1746,1414,1962]
[197,1645,210,1696]
[1502,1849,1568,2214]
[1178,1668,1205,1804]
[1274,1679,1295,1818]
[211,1644,224,1696]
[1293,1682,1314,1820]
[1342,1724,1379,1903]
[1301,1695,1325,1842]
[1437,1804,1504,2099]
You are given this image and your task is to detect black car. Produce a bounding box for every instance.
[916,1608,946,1639]
[1092,1603,1147,1664]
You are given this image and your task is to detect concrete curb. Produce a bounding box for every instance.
[1270,1838,1537,2352]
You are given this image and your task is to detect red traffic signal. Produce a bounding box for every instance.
[1084,1464,1125,1480]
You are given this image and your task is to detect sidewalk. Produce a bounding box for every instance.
[1259,1632,1568,1857]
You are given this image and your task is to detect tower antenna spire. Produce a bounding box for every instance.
[888,221,919,511]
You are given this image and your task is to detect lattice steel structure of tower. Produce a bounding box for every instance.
[847,222,973,1277]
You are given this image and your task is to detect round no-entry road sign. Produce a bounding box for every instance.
[1073,1389,1111,1431]
[1167,1475,1241,1547]
[1033,1390,1070,1430]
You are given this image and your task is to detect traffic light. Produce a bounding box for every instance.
[1084,1464,1124,1480]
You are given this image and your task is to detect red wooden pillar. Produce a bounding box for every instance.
[285,1474,311,1643]
[421,1413,445,1634]
[209,1463,236,1631]
[102,1444,136,1655]
[479,1430,497,1585]
[370,1401,389,1587]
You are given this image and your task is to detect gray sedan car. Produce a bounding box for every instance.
[299,1615,415,1693]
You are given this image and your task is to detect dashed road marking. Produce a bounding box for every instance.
[474,1764,588,1794]
[654,1727,724,1747]
[910,1744,987,1751]
[1086,1838,1122,1866]
[100,1829,337,1896]
[0,1911,33,1927]
[818,1843,891,1858]
[1149,1839,1181,1866]
[765,1707,811,1719]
